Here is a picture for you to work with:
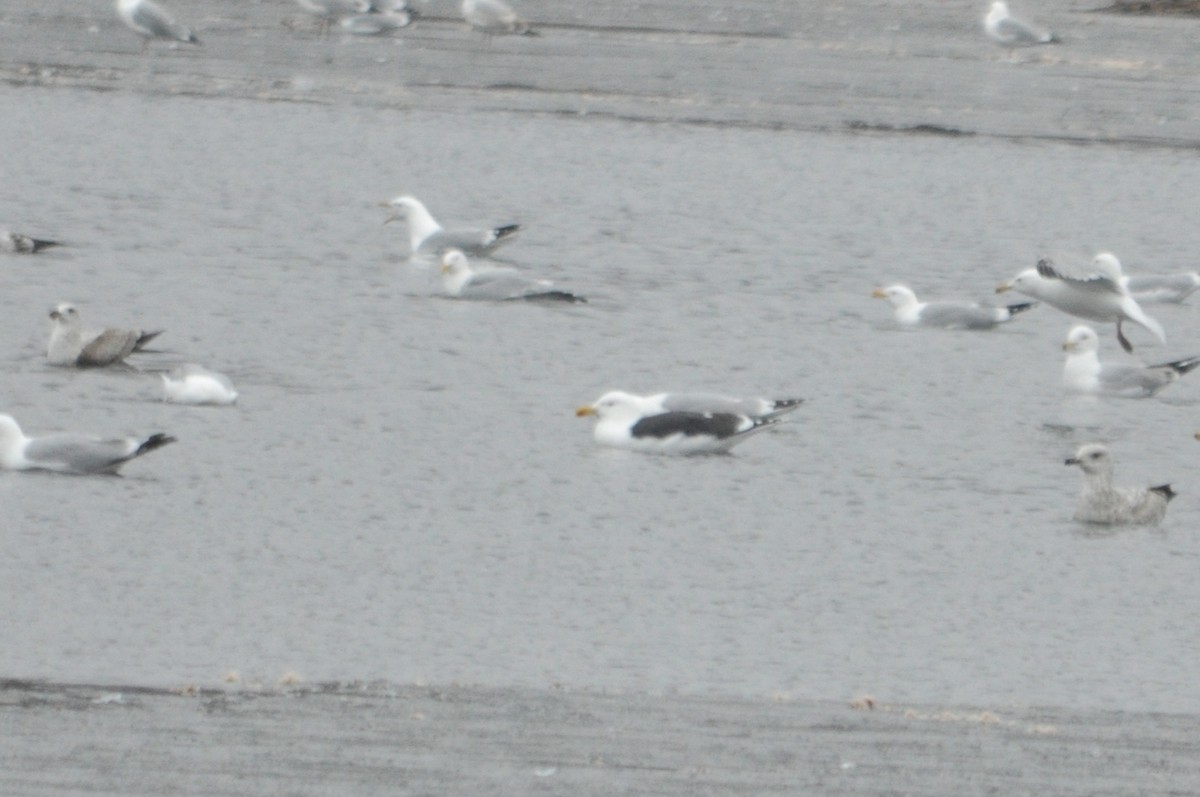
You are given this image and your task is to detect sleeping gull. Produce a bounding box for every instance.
[1065,443,1174,526]
[576,391,787,455]
[47,303,163,368]
[0,414,176,475]
[996,258,1165,353]
[161,365,238,405]
[1091,252,1200,304]
[116,0,200,50]
[1062,325,1200,398]
[872,285,1036,329]
[440,249,584,302]
[462,0,535,36]
[2,230,61,254]
[984,1,1058,47]
[380,195,520,257]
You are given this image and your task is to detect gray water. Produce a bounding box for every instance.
[3,0,1200,717]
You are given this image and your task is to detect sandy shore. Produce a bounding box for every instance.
[3,678,1200,795]
[2,0,1200,145]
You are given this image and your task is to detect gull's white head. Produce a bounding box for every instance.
[49,302,80,326]
[1062,325,1100,354]
[1091,252,1123,280]
[439,249,474,293]
[1065,443,1114,477]
[575,390,646,422]
[996,268,1040,295]
[871,285,919,309]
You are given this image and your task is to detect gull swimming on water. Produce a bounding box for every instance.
[380,195,521,258]
[462,0,535,35]
[2,230,61,254]
[984,1,1058,47]
[872,285,1036,330]
[0,414,176,475]
[47,303,162,368]
[1062,325,1200,398]
[576,391,787,455]
[1065,443,1174,526]
[440,249,585,302]
[996,258,1165,353]
[161,365,239,405]
[116,0,200,50]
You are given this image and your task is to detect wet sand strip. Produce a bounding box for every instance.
[2,679,1199,795]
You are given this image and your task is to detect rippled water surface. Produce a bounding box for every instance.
[3,66,1200,711]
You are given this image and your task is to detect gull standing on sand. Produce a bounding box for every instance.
[47,303,162,368]
[2,230,61,254]
[871,285,1036,330]
[440,250,584,302]
[1065,443,1174,526]
[340,1,415,35]
[0,414,175,475]
[576,391,788,455]
[161,365,239,405]
[462,0,535,35]
[997,258,1165,353]
[1061,325,1200,398]
[381,195,521,257]
[295,0,369,35]
[116,0,200,50]
[984,1,1058,47]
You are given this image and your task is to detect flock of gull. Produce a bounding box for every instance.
[5,0,1195,528]
[113,0,537,46]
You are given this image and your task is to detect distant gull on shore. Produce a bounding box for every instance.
[462,0,536,35]
[1065,443,1174,526]
[295,0,372,35]
[0,414,176,475]
[47,303,162,368]
[2,230,61,254]
[997,258,1164,353]
[1062,325,1200,398]
[984,1,1058,48]
[872,285,1036,330]
[161,365,239,405]
[440,250,584,302]
[380,195,521,258]
[116,0,200,50]
[340,2,415,35]
[576,391,787,455]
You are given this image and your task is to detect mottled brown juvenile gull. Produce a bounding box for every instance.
[440,250,584,302]
[116,0,200,49]
[461,0,535,35]
[1065,443,1174,526]
[997,258,1165,353]
[340,3,414,35]
[380,195,521,257]
[161,365,238,406]
[295,0,370,35]
[984,1,1057,47]
[872,285,1036,330]
[0,414,176,475]
[2,230,61,254]
[576,391,786,455]
[46,303,162,368]
[1062,325,1200,398]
